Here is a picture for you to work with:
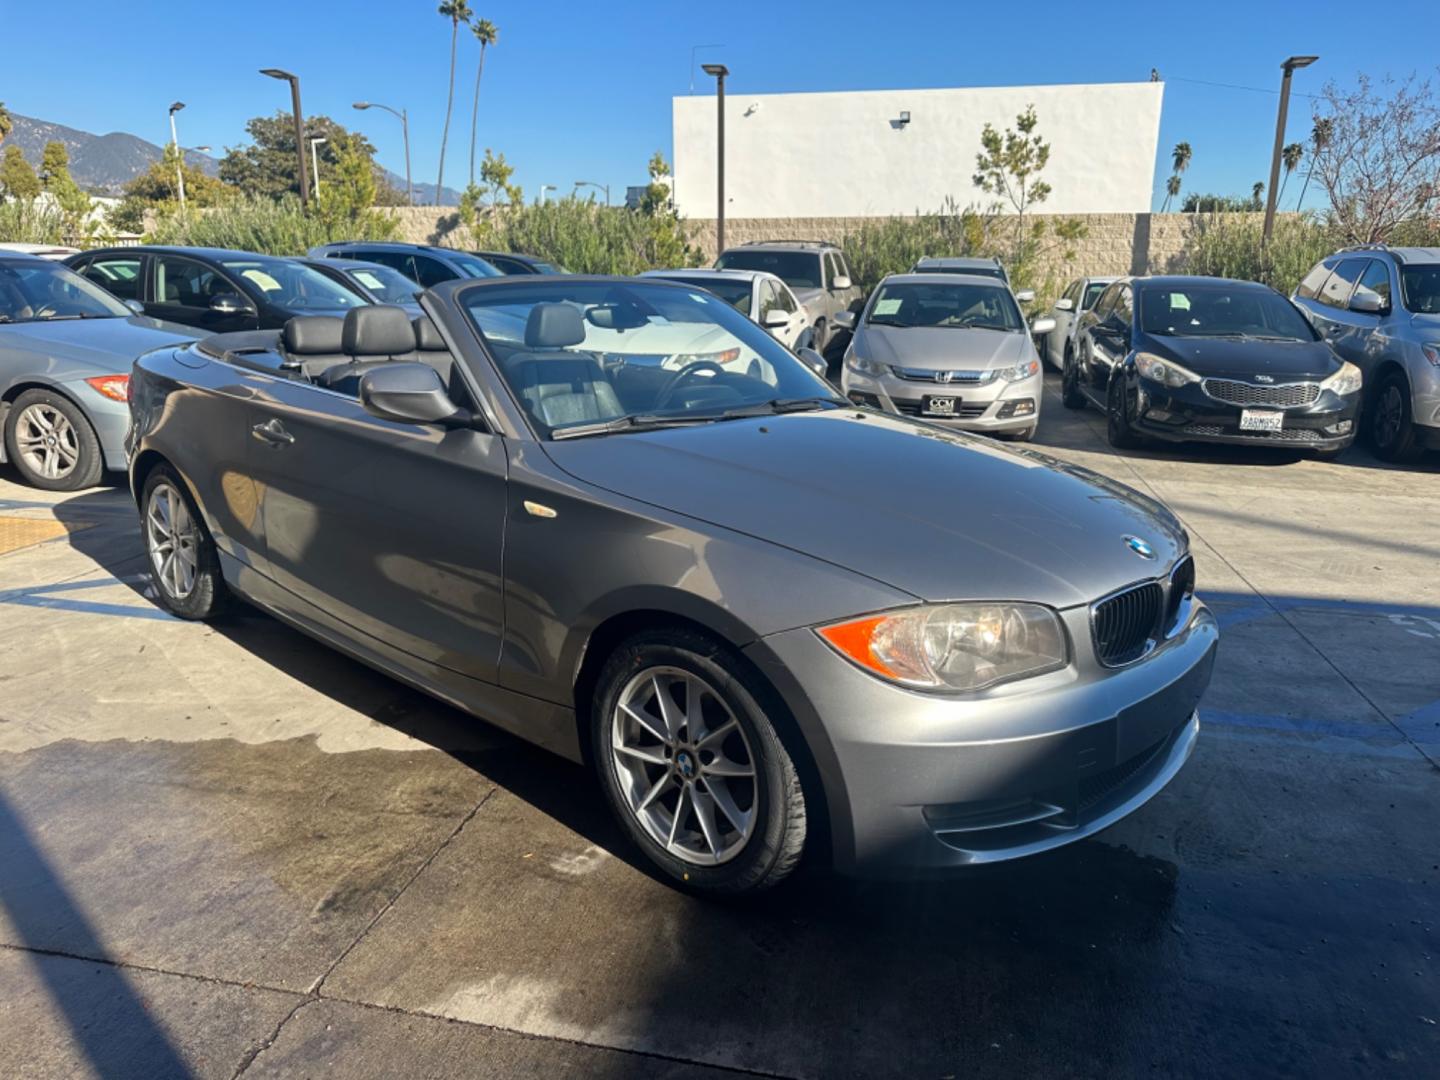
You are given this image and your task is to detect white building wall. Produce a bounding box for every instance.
[672,82,1164,219]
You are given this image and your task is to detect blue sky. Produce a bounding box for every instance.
[3,0,1436,210]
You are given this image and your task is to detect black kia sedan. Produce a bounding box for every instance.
[67,247,368,334]
[1065,276,1362,456]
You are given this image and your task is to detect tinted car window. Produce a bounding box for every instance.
[1091,283,1120,321]
[1113,285,1134,329]
[155,256,232,310]
[867,281,1023,332]
[1296,259,1334,300]
[1400,264,1440,314]
[1081,281,1109,310]
[348,264,421,304]
[410,255,457,288]
[1139,284,1316,341]
[80,255,143,301]
[0,259,131,322]
[1317,258,1367,309]
[1353,260,1392,311]
[219,258,365,310]
[715,250,823,290]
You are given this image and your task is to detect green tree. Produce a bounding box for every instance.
[1250,181,1265,211]
[219,113,397,203]
[316,140,397,240]
[973,105,1052,266]
[1162,173,1182,213]
[1296,116,1331,213]
[1277,142,1304,208]
[467,18,498,187]
[1,145,40,200]
[39,141,71,188]
[0,102,12,149]
[1171,141,1192,177]
[435,0,473,206]
[111,144,230,232]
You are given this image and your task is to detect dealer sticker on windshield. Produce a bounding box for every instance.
[1240,409,1284,432]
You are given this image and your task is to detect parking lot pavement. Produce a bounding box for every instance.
[0,372,1436,1078]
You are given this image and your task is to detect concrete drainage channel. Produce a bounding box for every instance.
[0,375,1436,1078]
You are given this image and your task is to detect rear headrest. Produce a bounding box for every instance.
[342,305,416,357]
[283,315,344,355]
[413,316,447,351]
[524,302,585,349]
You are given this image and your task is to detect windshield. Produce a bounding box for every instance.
[920,264,1007,282]
[221,258,367,310]
[1400,265,1440,314]
[1139,284,1316,341]
[453,254,502,278]
[462,280,837,436]
[866,280,1023,331]
[0,260,131,323]
[715,250,822,290]
[346,264,421,304]
[650,276,752,313]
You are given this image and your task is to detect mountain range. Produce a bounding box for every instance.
[2,112,459,205]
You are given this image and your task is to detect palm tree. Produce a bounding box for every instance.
[1162,174,1182,213]
[1171,141,1192,179]
[1277,142,1304,208]
[1296,117,1332,212]
[435,0,473,206]
[467,19,498,188]
[1251,181,1265,211]
[0,102,12,149]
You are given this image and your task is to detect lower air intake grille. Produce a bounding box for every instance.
[1092,582,1163,667]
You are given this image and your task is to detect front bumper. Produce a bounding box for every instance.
[1132,378,1360,450]
[841,365,1040,432]
[744,600,1218,875]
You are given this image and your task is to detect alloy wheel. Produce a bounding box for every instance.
[610,666,759,866]
[1373,385,1403,449]
[146,482,200,600]
[14,403,80,481]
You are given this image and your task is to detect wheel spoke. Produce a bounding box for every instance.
[707,779,751,834]
[637,771,673,812]
[691,787,723,856]
[703,755,754,779]
[652,674,684,739]
[615,743,668,767]
[667,785,690,849]
[684,676,706,741]
[620,701,670,746]
[696,717,738,749]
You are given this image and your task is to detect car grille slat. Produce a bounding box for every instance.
[1166,556,1195,630]
[1092,581,1163,667]
[1182,424,1323,443]
[1201,378,1320,408]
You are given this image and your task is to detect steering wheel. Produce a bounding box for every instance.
[654,360,727,410]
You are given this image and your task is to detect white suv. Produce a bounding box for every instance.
[1291,246,1440,461]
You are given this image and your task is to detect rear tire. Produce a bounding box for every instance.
[3,389,104,491]
[141,465,230,620]
[591,628,807,896]
[1369,372,1423,463]
[1106,376,1142,449]
[1061,346,1087,410]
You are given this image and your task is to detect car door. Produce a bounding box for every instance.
[74,252,147,306]
[831,251,861,312]
[245,374,508,683]
[771,279,809,348]
[1308,257,1367,345]
[1332,259,1393,376]
[1082,283,1125,393]
[150,254,258,333]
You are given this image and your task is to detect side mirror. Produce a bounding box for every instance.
[1030,316,1057,335]
[1349,290,1386,315]
[359,362,471,426]
[831,275,852,291]
[762,309,790,328]
[795,347,828,378]
[210,293,257,317]
[123,299,145,315]
[1014,288,1036,304]
[832,310,857,331]
[1053,297,1074,312]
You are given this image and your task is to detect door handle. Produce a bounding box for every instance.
[251,419,294,446]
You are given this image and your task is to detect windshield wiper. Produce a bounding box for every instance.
[867,318,912,328]
[550,413,716,440]
[718,396,846,419]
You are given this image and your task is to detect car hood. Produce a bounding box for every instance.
[544,410,1187,609]
[1140,333,1340,380]
[857,325,1029,370]
[0,315,197,372]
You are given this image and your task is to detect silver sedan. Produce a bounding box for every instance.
[838,273,1054,440]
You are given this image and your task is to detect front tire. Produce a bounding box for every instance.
[1061,345,1087,410]
[141,466,229,620]
[1106,375,1142,449]
[591,628,807,896]
[3,389,104,491]
[1369,372,1423,463]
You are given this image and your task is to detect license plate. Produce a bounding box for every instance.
[1240,409,1283,432]
[923,395,957,416]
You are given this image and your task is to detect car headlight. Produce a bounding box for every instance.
[1000,358,1040,382]
[848,353,889,377]
[818,603,1068,692]
[673,348,740,367]
[1319,361,1362,395]
[1134,352,1200,388]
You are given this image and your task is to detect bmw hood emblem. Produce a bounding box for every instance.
[1123,535,1156,560]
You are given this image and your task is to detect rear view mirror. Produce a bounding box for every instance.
[832,275,852,291]
[1030,316,1057,335]
[1054,297,1074,312]
[1349,290,1386,314]
[123,299,145,315]
[832,310,857,331]
[796,347,828,378]
[210,293,257,317]
[763,309,790,328]
[1014,289,1036,304]
[359,362,471,426]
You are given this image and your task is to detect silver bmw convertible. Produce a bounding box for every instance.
[127,277,1217,895]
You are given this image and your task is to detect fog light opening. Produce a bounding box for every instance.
[998,399,1036,419]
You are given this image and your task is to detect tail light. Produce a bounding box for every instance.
[84,374,130,403]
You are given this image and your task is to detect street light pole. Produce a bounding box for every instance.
[353,101,412,206]
[702,63,729,254]
[261,68,309,208]
[309,137,327,199]
[168,102,187,214]
[539,184,556,205]
[1262,55,1318,258]
[574,180,610,206]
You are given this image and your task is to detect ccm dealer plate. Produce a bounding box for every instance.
[923,395,957,416]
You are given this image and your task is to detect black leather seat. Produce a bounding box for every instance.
[507,303,623,427]
[281,315,347,378]
[317,306,418,396]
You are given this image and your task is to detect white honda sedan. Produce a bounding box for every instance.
[640,268,815,352]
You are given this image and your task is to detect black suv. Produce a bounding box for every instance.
[308,242,500,287]
[67,247,368,334]
[473,251,565,275]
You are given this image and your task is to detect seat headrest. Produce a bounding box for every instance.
[413,316,446,351]
[342,305,417,357]
[283,315,345,355]
[524,303,585,349]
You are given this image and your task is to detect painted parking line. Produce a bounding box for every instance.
[0,575,174,622]
[1202,591,1440,631]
